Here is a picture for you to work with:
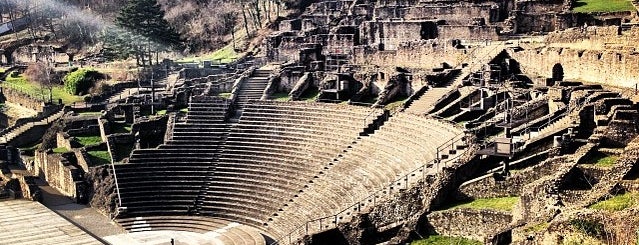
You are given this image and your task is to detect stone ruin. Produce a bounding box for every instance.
[0,0,639,245]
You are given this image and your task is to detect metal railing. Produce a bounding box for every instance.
[270,133,468,245]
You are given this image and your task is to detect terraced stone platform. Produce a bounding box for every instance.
[0,199,103,245]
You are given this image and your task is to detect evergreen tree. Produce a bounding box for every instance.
[116,0,181,48]
[103,0,181,66]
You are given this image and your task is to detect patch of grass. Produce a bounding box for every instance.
[87,150,112,166]
[589,192,638,211]
[300,87,320,101]
[523,222,550,233]
[411,235,482,245]
[271,92,290,102]
[75,135,103,147]
[218,93,232,99]
[179,108,189,113]
[78,111,103,116]
[3,74,84,104]
[19,143,41,156]
[584,151,618,168]
[384,96,409,111]
[110,122,132,134]
[444,196,519,212]
[52,147,70,154]
[572,0,635,13]
[155,109,167,116]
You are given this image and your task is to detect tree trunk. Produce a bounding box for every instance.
[241,8,250,37]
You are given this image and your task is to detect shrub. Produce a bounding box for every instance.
[63,69,104,95]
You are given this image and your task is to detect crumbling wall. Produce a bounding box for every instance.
[427,208,513,243]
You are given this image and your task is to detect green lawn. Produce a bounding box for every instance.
[4,75,84,104]
[87,150,112,166]
[411,235,482,245]
[110,122,132,134]
[178,44,239,64]
[218,93,232,99]
[52,147,71,154]
[75,135,103,147]
[589,192,638,211]
[572,0,635,13]
[155,109,167,116]
[444,196,520,212]
[179,108,189,113]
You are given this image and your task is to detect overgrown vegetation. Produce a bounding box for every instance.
[444,196,520,211]
[87,150,112,166]
[589,192,638,211]
[572,0,635,13]
[569,219,605,238]
[63,69,104,95]
[411,235,482,245]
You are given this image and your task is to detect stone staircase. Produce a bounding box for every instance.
[235,69,272,110]
[516,115,573,145]
[404,42,506,115]
[0,109,66,145]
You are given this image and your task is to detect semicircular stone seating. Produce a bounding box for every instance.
[116,216,266,245]
[198,100,384,229]
[265,113,465,240]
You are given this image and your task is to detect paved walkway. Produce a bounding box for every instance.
[36,178,126,240]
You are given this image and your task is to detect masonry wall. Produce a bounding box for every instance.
[509,47,639,88]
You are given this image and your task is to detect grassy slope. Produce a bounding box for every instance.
[573,0,635,13]
[589,192,638,211]
[4,75,84,104]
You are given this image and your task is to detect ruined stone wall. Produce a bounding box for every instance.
[352,41,465,70]
[32,151,81,199]
[458,156,568,199]
[0,87,45,112]
[508,47,639,88]
[438,25,500,40]
[427,208,513,243]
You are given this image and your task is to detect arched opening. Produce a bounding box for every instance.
[552,63,564,82]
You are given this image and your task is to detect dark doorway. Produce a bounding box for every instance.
[552,63,564,82]
[420,22,438,40]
